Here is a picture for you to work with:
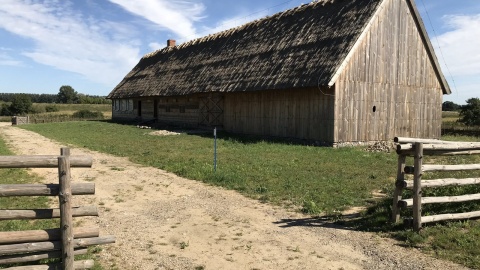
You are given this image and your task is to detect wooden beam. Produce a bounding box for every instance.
[394,137,454,144]
[0,183,95,197]
[399,178,480,189]
[397,149,480,156]
[413,142,423,231]
[0,248,87,265]
[58,156,74,270]
[392,155,406,223]
[0,205,98,220]
[0,236,115,256]
[3,259,94,269]
[423,164,480,172]
[405,164,480,174]
[0,227,99,244]
[398,143,480,152]
[0,155,92,168]
[400,193,480,208]
[421,211,480,224]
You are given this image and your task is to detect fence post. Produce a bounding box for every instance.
[413,142,423,231]
[59,150,74,269]
[392,154,406,223]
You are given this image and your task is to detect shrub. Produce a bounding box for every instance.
[9,94,33,115]
[72,110,104,119]
[0,103,11,116]
[45,105,59,112]
[459,98,480,126]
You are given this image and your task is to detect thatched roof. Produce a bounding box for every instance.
[108,0,449,99]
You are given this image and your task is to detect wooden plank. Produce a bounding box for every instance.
[0,227,99,244]
[0,156,92,168]
[0,183,95,197]
[0,206,98,220]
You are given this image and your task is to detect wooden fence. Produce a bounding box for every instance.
[11,117,29,126]
[392,137,480,231]
[0,148,115,269]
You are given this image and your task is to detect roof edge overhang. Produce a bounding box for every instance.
[328,0,451,95]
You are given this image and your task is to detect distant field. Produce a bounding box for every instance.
[32,103,112,117]
[441,111,460,123]
[0,103,112,122]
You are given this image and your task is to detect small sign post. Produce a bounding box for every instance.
[213,127,217,172]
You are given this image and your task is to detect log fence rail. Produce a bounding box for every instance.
[0,148,114,269]
[392,137,480,231]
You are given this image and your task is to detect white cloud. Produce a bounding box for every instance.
[108,0,205,39]
[0,0,141,86]
[0,51,23,67]
[148,42,164,51]
[432,14,480,77]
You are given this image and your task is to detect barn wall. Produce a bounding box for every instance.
[112,96,200,125]
[111,99,136,120]
[223,87,335,142]
[157,96,199,126]
[334,0,443,143]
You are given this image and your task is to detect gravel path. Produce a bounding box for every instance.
[0,123,469,270]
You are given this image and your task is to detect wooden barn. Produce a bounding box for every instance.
[108,0,451,144]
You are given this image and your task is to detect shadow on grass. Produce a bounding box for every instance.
[110,119,333,146]
[274,197,411,237]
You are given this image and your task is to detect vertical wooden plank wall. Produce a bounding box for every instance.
[334,0,443,143]
[223,87,335,142]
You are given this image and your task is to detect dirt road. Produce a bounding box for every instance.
[0,123,467,270]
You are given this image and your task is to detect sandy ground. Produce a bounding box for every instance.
[0,122,469,270]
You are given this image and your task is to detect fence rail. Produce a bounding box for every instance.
[392,137,480,231]
[0,148,114,269]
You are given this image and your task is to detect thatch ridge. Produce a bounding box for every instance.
[108,0,383,99]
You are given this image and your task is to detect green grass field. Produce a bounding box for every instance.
[18,120,480,269]
[21,121,398,213]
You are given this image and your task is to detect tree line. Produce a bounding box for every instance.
[0,86,111,104]
[0,85,111,116]
[443,99,480,127]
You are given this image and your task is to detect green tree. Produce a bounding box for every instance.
[442,101,460,111]
[9,94,33,115]
[459,98,480,126]
[0,103,11,116]
[57,85,79,104]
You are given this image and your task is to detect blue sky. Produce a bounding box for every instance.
[0,0,479,104]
